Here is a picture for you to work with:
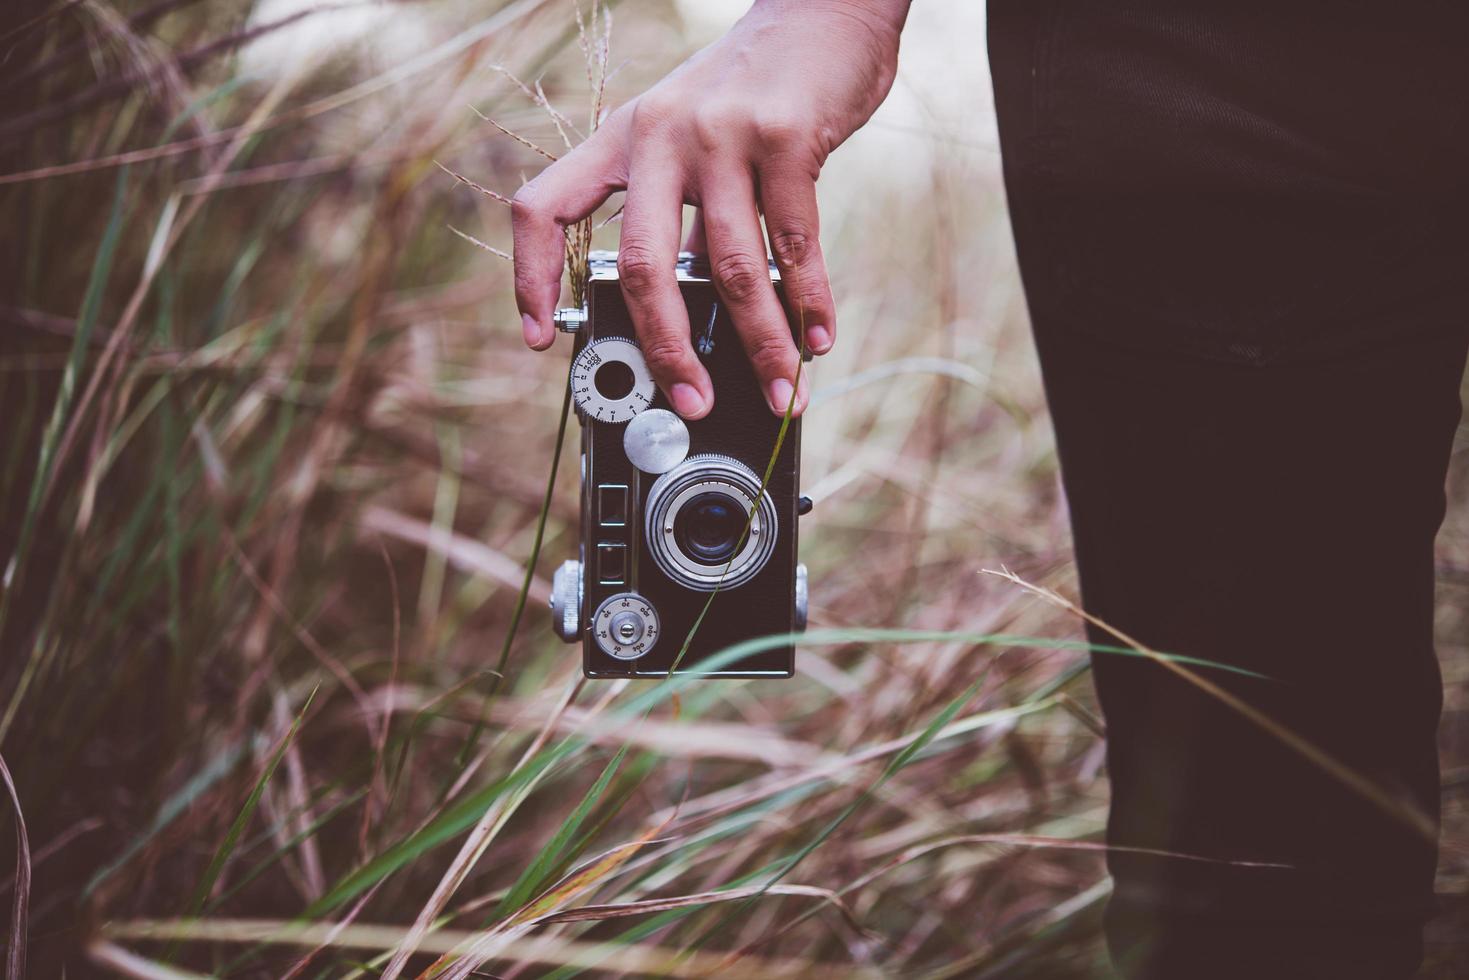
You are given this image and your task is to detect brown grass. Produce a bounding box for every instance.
[2,2,1467,978]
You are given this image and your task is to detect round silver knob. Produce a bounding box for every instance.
[610,610,645,646]
[623,408,689,474]
[794,562,809,632]
[553,307,587,333]
[591,593,660,660]
[550,560,582,642]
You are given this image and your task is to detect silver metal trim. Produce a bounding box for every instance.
[587,250,781,284]
[570,337,655,424]
[644,455,778,592]
[794,562,809,632]
[622,408,690,475]
[551,559,582,642]
[553,307,588,333]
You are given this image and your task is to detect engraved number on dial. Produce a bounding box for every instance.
[592,594,660,661]
[570,338,656,424]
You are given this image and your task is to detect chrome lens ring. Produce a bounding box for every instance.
[645,455,778,591]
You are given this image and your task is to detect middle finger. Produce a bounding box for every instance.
[698,166,807,416]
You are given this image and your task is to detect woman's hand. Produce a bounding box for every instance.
[512,0,909,418]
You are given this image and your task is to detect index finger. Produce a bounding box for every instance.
[511,115,627,349]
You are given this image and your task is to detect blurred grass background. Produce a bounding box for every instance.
[2,0,1467,976]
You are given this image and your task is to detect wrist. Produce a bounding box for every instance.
[749,0,911,38]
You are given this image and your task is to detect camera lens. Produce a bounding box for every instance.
[644,455,778,591]
[673,491,745,565]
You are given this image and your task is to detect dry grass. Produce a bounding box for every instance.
[2,1,1468,977]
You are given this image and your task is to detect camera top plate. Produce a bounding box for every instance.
[586,250,781,284]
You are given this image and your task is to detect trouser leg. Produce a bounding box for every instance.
[1028,322,1466,979]
[987,2,1469,972]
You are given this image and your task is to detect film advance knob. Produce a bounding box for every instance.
[569,337,656,424]
[550,560,582,642]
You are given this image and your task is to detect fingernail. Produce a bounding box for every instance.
[806,324,832,353]
[670,383,706,418]
[522,313,547,349]
[767,377,795,415]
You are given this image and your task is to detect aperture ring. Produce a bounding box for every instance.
[644,455,778,591]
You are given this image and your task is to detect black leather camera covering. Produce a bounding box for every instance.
[579,255,800,678]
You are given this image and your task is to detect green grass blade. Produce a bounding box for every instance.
[457,376,574,764]
[688,628,1272,681]
[84,740,247,899]
[205,788,368,915]
[170,686,318,953]
[0,167,129,742]
[681,667,994,961]
[495,744,630,919]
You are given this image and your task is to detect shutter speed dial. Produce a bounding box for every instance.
[592,593,660,660]
[570,338,656,424]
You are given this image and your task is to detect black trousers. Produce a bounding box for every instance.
[989,3,1469,977]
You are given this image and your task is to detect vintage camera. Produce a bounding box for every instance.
[549,251,809,678]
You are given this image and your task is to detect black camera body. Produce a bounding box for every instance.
[549,251,806,678]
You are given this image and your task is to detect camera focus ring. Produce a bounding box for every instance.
[644,454,778,592]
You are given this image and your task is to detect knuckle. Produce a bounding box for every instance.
[691,102,742,148]
[747,332,794,376]
[754,112,802,149]
[631,95,678,137]
[710,253,768,304]
[768,229,815,269]
[641,337,690,373]
[763,147,823,183]
[510,182,543,225]
[796,269,834,311]
[616,245,663,292]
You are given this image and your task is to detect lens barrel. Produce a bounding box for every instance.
[644,455,778,591]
